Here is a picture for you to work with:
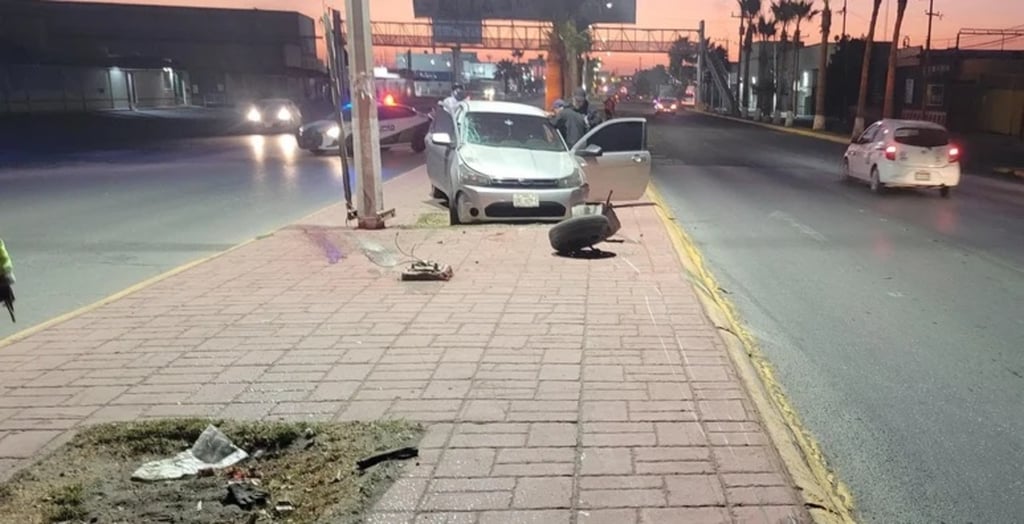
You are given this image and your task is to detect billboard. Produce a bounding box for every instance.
[432,19,484,45]
[412,0,636,24]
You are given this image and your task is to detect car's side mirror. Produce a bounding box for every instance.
[577,144,603,158]
[430,132,452,147]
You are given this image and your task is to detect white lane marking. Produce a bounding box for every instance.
[769,210,828,243]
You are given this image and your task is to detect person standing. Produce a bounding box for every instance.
[0,238,14,322]
[550,99,588,147]
[441,83,468,114]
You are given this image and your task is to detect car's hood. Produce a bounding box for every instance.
[459,144,576,180]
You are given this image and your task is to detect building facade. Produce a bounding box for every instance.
[897,47,1024,138]
[0,0,326,113]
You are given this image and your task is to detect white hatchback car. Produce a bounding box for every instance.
[425,100,652,224]
[843,119,961,197]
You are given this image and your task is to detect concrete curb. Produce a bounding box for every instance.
[646,184,858,524]
[693,109,851,145]
[993,166,1024,178]
[0,164,425,349]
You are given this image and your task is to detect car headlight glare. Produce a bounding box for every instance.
[558,170,584,188]
[246,107,262,122]
[277,107,292,121]
[460,165,493,187]
[326,125,341,139]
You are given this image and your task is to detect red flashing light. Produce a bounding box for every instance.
[948,146,960,163]
[383,94,396,106]
[885,145,898,161]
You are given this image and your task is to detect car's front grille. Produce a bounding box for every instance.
[297,130,321,148]
[485,202,567,218]
[490,178,560,189]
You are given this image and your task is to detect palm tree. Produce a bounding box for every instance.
[757,15,778,119]
[787,0,818,127]
[853,0,884,137]
[882,0,909,118]
[739,0,763,118]
[558,20,593,95]
[771,1,796,122]
[812,0,832,131]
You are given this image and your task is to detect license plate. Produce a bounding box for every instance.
[915,171,931,181]
[512,193,540,208]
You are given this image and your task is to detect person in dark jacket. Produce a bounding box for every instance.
[550,99,588,147]
[571,87,590,117]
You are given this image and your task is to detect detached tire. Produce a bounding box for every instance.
[549,215,612,254]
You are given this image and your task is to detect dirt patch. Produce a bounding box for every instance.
[0,418,422,523]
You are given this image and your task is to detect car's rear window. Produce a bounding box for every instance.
[893,127,949,147]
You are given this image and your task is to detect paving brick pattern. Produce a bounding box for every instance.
[0,168,808,523]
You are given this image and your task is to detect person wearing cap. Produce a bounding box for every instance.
[550,98,588,147]
[441,83,469,114]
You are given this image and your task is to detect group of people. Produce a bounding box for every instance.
[438,83,619,148]
[549,87,617,146]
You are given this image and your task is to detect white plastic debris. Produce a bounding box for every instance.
[132,425,249,482]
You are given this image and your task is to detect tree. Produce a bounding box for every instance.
[739,0,763,118]
[556,20,593,96]
[853,0,883,137]
[756,15,778,118]
[771,1,796,121]
[495,59,517,93]
[787,0,818,127]
[812,0,832,130]
[668,37,699,85]
[882,0,909,118]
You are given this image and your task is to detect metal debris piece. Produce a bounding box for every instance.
[401,261,453,281]
[356,446,419,471]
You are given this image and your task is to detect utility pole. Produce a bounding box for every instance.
[920,0,942,110]
[731,12,744,114]
[841,0,848,37]
[696,20,705,109]
[324,9,354,217]
[345,0,391,229]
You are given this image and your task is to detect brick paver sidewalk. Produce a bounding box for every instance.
[0,167,808,523]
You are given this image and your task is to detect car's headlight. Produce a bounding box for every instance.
[246,107,262,122]
[459,164,493,187]
[326,125,341,139]
[557,170,584,188]
[277,107,292,121]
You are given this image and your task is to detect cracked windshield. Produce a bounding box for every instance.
[2,0,1023,522]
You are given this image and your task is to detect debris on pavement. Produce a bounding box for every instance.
[223,482,269,510]
[356,446,419,471]
[274,500,296,516]
[131,425,249,482]
[401,261,453,281]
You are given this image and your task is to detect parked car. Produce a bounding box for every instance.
[245,98,302,133]
[425,100,651,225]
[654,97,679,115]
[843,119,961,197]
[296,101,431,155]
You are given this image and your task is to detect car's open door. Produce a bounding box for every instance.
[571,118,651,202]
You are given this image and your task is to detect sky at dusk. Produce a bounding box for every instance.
[67,0,1024,71]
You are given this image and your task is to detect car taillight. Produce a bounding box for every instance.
[885,145,897,161]
[948,146,960,163]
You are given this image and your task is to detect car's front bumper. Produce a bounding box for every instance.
[297,127,339,151]
[458,184,589,222]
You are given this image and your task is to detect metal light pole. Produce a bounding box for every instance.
[696,20,705,109]
[345,0,390,229]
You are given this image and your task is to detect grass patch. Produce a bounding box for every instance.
[409,211,449,229]
[0,418,422,523]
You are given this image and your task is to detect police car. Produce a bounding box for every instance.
[296,96,432,155]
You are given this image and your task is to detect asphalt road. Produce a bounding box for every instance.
[0,134,423,339]
[644,109,1024,522]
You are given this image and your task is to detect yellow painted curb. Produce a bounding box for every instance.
[646,183,857,524]
[694,109,851,145]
